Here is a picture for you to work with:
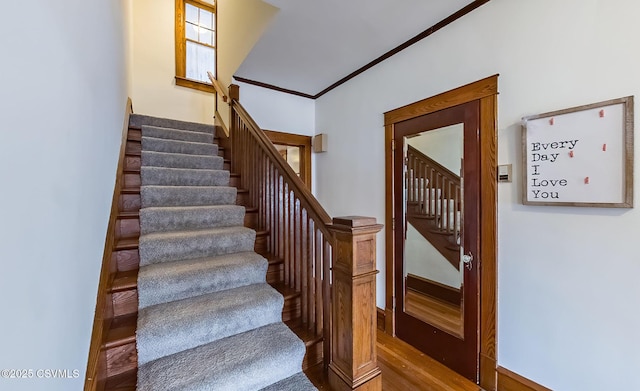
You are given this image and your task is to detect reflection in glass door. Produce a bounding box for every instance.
[403,124,464,338]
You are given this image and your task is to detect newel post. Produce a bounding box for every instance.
[327,216,383,391]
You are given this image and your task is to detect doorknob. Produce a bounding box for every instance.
[462,251,473,271]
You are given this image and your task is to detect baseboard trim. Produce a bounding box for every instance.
[84,97,133,391]
[480,353,497,391]
[376,307,385,332]
[497,367,552,391]
[406,273,461,305]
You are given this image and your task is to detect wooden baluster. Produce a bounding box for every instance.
[277,174,284,260]
[322,233,331,371]
[443,179,450,232]
[407,154,413,204]
[314,226,323,337]
[270,164,276,255]
[327,216,382,391]
[250,135,254,208]
[428,166,434,216]
[436,173,442,225]
[310,223,316,328]
[301,208,309,325]
[417,162,427,214]
[259,152,265,230]
[288,189,294,287]
[295,199,302,293]
[283,183,290,284]
[454,183,460,240]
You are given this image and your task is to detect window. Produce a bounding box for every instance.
[175,0,216,93]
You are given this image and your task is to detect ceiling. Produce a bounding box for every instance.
[234,0,479,98]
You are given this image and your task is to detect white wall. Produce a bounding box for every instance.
[0,1,128,390]
[236,81,315,135]
[408,123,463,175]
[315,0,640,389]
[235,81,317,190]
[130,0,215,123]
[217,0,278,128]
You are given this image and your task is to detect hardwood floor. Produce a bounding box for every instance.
[306,331,483,391]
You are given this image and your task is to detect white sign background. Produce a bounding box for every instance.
[524,103,625,204]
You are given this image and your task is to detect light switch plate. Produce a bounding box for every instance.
[498,164,512,183]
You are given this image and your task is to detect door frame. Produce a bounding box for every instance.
[383,75,498,390]
[263,129,313,190]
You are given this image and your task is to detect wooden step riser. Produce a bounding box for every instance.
[302,341,323,370]
[266,263,283,285]
[116,218,140,240]
[282,296,301,322]
[119,194,141,212]
[235,191,249,206]
[228,175,240,187]
[128,129,141,141]
[125,155,141,171]
[244,210,258,229]
[255,233,268,255]
[114,249,139,272]
[105,342,137,379]
[123,174,140,188]
[112,290,138,318]
[126,141,141,156]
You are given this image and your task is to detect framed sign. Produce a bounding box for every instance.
[522,96,634,207]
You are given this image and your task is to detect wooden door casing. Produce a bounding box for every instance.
[383,75,498,390]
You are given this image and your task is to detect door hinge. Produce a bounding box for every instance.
[392,217,395,229]
[392,296,397,310]
[391,139,396,151]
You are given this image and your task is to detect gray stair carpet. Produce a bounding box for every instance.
[135,115,315,391]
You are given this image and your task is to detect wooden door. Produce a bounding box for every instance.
[393,100,480,381]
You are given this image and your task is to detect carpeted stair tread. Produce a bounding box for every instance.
[138,226,256,266]
[137,283,284,365]
[141,125,213,143]
[138,251,268,308]
[141,185,237,207]
[142,136,217,156]
[134,113,315,391]
[141,167,230,187]
[140,205,246,234]
[130,114,215,134]
[142,151,223,170]
[137,322,306,391]
[259,372,317,391]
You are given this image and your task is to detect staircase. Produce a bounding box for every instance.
[406,145,461,269]
[95,114,316,390]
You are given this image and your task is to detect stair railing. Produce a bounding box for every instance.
[407,145,461,238]
[232,99,333,356]
[209,74,383,390]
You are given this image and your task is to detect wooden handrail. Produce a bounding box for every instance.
[222,81,382,389]
[232,101,333,235]
[408,145,459,184]
[407,145,461,236]
[207,72,228,103]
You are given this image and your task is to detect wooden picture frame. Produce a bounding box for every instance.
[522,96,634,207]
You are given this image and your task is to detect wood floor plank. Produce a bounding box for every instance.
[305,332,483,391]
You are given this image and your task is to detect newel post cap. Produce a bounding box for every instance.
[330,216,384,234]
